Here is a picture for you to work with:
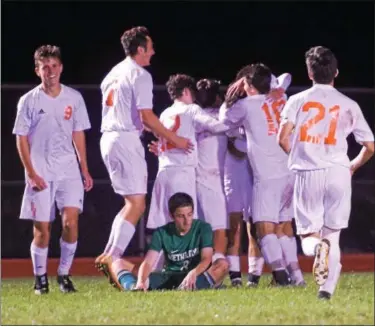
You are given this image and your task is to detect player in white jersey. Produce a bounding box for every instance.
[278,46,374,299]
[195,78,228,263]
[12,45,93,294]
[147,74,230,234]
[96,27,192,276]
[220,63,304,286]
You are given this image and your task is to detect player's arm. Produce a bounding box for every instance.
[135,228,163,291]
[72,94,93,191]
[135,249,160,291]
[191,105,230,134]
[180,223,213,290]
[134,73,193,151]
[277,97,298,154]
[13,97,47,190]
[349,103,375,174]
[218,101,246,128]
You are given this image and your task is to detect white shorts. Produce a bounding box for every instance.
[252,174,294,224]
[196,170,228,231]
[294,166,352,235]
[224,153,253,218]
[147,166,197,229]
[19,179,84,222]
[100,131,147,196]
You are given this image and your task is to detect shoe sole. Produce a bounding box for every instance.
[313,239,330,286]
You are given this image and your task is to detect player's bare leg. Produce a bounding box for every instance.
[213,229,228,259]
[99,194,145,282]
[276,221,305,286]
[206,258,230,288]
[246,221,264,287]
[256,222,290,286]
[57,207,80,293]
[227,212,243,287]
[31,221,51,295]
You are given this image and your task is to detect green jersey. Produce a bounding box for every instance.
[149,219,213,273]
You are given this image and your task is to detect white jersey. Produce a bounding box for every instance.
[100,56,153,134]
[158,102,230,169]
[219,94,289,180]
[280,84,374,171]
[196,108,227,177]
[12,84,91,181]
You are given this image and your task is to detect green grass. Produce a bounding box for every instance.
[2,273,374,325]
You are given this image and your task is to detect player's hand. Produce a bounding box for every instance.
[179,270,197,291]
[266,87,285,101]
[226,77,246,98]
[82,170,94,192]
[148,141,160,156]
[28,172,48,191]
[173,136,194,153]
[134,280,148,292]
[349,162,358,176]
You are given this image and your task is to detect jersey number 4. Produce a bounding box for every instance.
[299,102,340,145]
[262,99,286,135]
[160,115,181,152]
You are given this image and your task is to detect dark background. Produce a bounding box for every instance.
[2,1,375,258]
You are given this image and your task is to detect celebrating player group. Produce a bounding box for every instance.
[13,26,374,300]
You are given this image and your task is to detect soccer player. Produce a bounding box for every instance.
[96,27,192,272]
[220,63,299,286]
[147,74,230,232]
[224,67,302,287]
[277,46,374,299]
[12,45,93,294]
[104,192,229,291]
[195,78,228,264]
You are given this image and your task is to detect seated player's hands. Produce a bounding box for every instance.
[179,269,197,291]
[227,138,246,159]
[28,172,48,191]
[266,87,285,101]
[148,140,160,156]
[134,280,148,292]
[82,170,94,192]
[226,77,246,99]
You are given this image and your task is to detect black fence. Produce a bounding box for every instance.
[2,85,375,258]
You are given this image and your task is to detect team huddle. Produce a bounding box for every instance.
[13,26,374,300]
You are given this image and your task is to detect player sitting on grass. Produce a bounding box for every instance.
[103,192,229,291]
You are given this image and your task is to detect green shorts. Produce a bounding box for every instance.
[118,270,215,291]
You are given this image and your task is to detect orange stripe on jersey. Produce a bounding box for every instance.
[105,89,115,107]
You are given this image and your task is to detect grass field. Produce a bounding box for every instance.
[2,273,374,325]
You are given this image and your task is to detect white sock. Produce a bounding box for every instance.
[57,238,77,276]
[279,235,304,284]
[301,236,321,256]
[213,252,226,263]
[320,227,342,295]
[108,219,136,259]
[30,243,48,276]
[104,213,123,254]
[227,255,240,272]
[248,256,264,276]
[259,234,284,271]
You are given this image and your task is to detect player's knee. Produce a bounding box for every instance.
[62,218,78,233]
[283,221,294,237]
[125,195,146,215]
[33,223,50,247]
[213,258,229,274]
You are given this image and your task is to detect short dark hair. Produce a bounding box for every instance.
[166,74,196,100]
[34,45,62,67]
[305,46,337,84]
[168,192,194,215]
[120,26,150,57]
[244,63,272,94]
[196,79,222,108]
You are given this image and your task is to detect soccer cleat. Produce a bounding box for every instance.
[57,275,77,293]
[313,239,330,286]
[247,274,261,287]
[318,290,331,300]
[34,273,49,295]
[95,253,109,277]
[231,278,243,288]
[100,255,123,291]
[269,270,291,287]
